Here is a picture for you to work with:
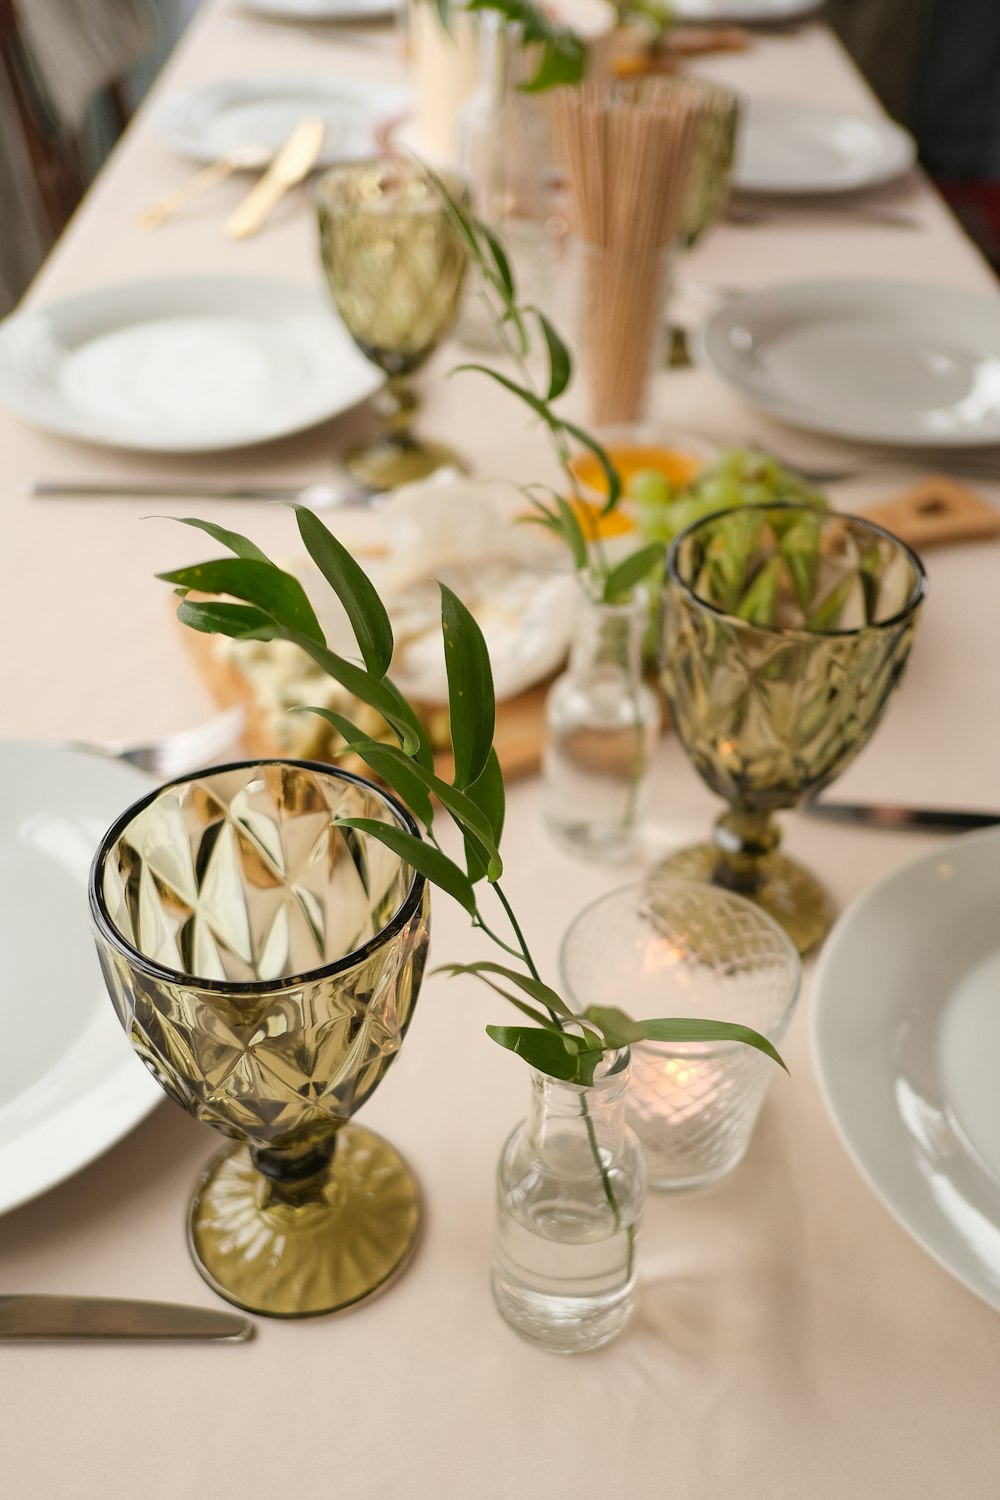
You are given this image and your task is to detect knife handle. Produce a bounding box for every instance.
[226,172,293,241]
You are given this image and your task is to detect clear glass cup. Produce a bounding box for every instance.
[492,1049,645,1353]
[315,158,470,490]
[559,880,801,1191]
[90,760,431,1318]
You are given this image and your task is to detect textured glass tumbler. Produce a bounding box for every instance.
[658,503,926,955]
[90,760,430,1319]
[492,1049,645,1353]
[560,881,800,1191]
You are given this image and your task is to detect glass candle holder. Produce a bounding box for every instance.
[559,880,800,1191]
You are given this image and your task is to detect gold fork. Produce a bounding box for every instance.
[137,144,271,229]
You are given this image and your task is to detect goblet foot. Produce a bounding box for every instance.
[653,842,833,957]
[345,433,467,491]
[188,1125,421,1319]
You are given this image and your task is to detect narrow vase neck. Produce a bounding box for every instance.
[569,590,647,683]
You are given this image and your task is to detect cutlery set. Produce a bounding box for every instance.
[139,116,325,236]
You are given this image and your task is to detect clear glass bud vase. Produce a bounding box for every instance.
[492,1050,646,1353]
[543,583,660,860]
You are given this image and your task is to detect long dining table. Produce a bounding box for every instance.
[3,5,1000,1496]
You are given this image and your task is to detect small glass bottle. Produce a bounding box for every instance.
[456,14,552,349]
[492,1050,645,1354]
[543,582,661,860]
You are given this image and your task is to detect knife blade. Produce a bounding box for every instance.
[225,117,325,240]
[28,477,370,507]
[0,1294,253,1342]
[803,800,1000,832]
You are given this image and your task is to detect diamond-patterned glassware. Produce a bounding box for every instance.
[316,158,469,490]
[89,761,430,1319]
[560,880,800,1191]
[657,504,926,954]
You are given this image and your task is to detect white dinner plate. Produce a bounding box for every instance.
[812,829,1000,1314]
[734,98,916,195]
[0,276,381,453]
[155,75,411,167]
[697,279,1000,447]
[670,0,821,21]
[0,744,162,1217]
[240,0,396,18]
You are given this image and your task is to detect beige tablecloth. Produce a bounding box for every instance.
[2,8,1000,1497]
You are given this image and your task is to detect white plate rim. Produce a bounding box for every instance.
[696,277,1000,447]
[154,74,411,166]
[734,97,916,195]
[670,0,822,21]
[0,274,381,454]
[240,0,396,19]
[0,743,162,1217]
[811,827,1000,1313]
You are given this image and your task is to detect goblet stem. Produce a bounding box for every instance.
[251,1138,338,1207]
[375,373,419,442]
[711,808,782,894]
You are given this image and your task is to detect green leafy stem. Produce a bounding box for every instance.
[159,507,785,1088]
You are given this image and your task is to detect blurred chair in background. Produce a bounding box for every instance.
[0,0,199,314]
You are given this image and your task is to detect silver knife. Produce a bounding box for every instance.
[28,479,371,508]
[0,1294,253,1342]
[804,800,1000,832]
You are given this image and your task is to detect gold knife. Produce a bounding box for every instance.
[225,117,325,241]
[0,1294,253,1342]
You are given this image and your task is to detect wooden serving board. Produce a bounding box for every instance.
[181,623,554,782]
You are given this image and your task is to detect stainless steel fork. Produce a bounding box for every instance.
[59,705,246,779]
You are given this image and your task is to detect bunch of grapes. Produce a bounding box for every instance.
[629,449,826,545]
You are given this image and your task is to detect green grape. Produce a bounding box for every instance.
[627,469,673,507]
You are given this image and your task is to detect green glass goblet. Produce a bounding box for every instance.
[316,157,470,491]
[657,504,927,955]
[90,760,430,1319]
[680,79,740,251]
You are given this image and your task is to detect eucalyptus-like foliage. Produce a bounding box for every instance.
[160,507,786,1083]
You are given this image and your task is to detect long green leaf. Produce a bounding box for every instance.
[337,817,476,915]
[173,517,272,564]
[175,599,277,639]
[297,709,435,826]
[532,308,572,401]
[453,363,557,430]
[602,541,664,603]
[440,583,495,789]
[461,748,505,883]
[583,1006,787,1071]
[485,1025,583,1081]
[562,421,621,512]
[303,710,502,880]
[434,965,554,1030]
[479,223,516,303]
[436,960,573,1019]
[290,505,393,678]
[158,558,324,643]
[290,633,433,768]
